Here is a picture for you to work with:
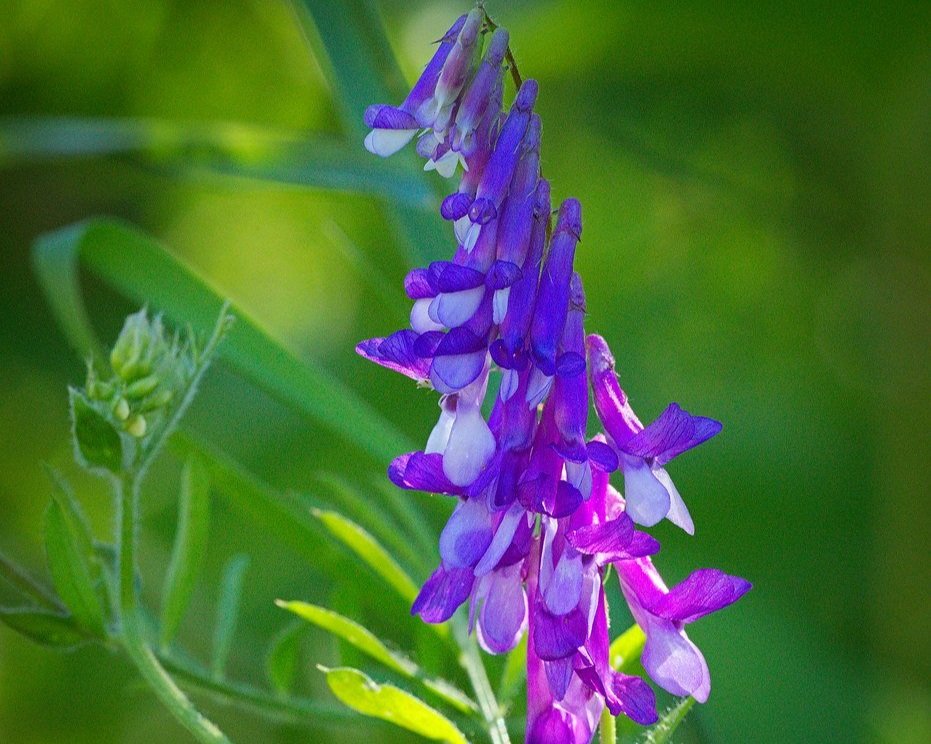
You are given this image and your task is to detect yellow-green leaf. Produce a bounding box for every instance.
[610,623,647,673]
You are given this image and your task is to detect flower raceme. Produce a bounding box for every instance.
[358,9,750,741]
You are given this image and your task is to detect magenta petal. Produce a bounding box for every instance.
[566,513,634,555]
[411,565,474,623]
[545,657,574,701]
[621,403,722,466]
[650,568,752,623]
[609,673,658,725]
[533,604,588,660]
[356,331,432,382]
[527,709,575,744]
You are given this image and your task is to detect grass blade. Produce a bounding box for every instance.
[0,607,91,650]
[211,554,249,680]
[161,456,212,648]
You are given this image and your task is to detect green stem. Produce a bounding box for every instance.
[453,618,511,744]
[116,471,232,744]
[599,706,617,744]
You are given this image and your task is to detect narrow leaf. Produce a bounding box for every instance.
[0,116,434,209]
[638,697,696,744]
[0,552,61,610]
[212,554,249,680]
[311,509,419,604]
[0,606,90,650]
[610,623,647,673]
[32,218,412,464]
[497,634,527,706]
[265,621,305,696]
[44,498,107,636]
[161,455,212,648]
[320,666,468,744]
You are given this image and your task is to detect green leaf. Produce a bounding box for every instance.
[32,218,412,464]
[160,455,212,648]
[265,620,305,696]
[320,666,468,744]
[69,388,123,473]
[0,117,434,209]
[0,606,90,650]
[638,697,696,744]
[311,509,419,604]
[44,493,108,636]
[497,634,527,706]
[211,554,249,680]
[610,623,647,673]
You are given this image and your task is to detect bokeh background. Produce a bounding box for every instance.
[0,1,928,742]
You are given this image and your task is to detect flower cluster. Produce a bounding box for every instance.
[359,9,750,741]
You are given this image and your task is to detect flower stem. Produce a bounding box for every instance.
[599,706,617,744]
[116,471,231,744]
[453,617,511,744]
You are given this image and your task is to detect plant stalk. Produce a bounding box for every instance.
[600,706,617,744]
[116,471,231,744]
[453,617,511,744]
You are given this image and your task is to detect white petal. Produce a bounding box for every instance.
[443,405,496,487]
[621,455,671,527]
[425,397,456,454]
[498,368,519,402]
[525,368,553,409]
[492,287,510,324]
[410,297,443,334]
[434,286,485,327]
[654,467,694,535]
[454,216,471,244]
[463,222,481,253]
[364,128,417,157]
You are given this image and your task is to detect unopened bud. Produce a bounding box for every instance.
[125,375,160,399]
[113,397,130,421]
[126,415,147,438]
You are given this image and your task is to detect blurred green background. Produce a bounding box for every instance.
[0,0,928,742]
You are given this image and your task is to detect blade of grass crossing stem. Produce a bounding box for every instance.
[297,0,447,265]
[211,555,249,680]
[160,456,212,649]
[639,697,696,744]
[276,600,476,714]
[319,666,468,744]
[0,552,62,610]
[31,218,412,464]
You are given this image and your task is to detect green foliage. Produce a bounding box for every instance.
[265,620,305,696]
[610,624,647,673]
[44,484,108,637]
[320,666,469,744]
[211,554,249,680]
[161,455,212,648]
[0,607,90,650]
[69,388,123,473]
[311,508,420,605]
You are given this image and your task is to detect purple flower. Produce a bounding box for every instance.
[588,334,722,532]
[616,558,751,702]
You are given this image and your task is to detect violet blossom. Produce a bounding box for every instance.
[358,9,750,742]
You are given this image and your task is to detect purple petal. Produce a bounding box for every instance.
[566,513,634,556]
[621,403,722,466]
[545,657,574,701]
[356,331,431,382]
[555,351,586,377]
[441,192,473,220]
[477,565,527,654]
[547,480,584,519]
[428,261,486,292]
[586,440,619,472]
[430,351,487,394]
[485,260,522,290]
[388,451,461,495]
[433,326,487,356]
[411,565,474,623]
[650,569,752,624]
[533,603,588,660]
[474,502,525,575]
[363,104,419,130]
[404,268,435,299]
[586,334,644,447]
[608,673,658,725]
[413,330,444,358]
[439,498,495,568]
[527,709,575,744]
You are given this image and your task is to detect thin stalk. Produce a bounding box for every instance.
[116,471,231,744]
[600,706,617,744]
[453,617,511,744]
